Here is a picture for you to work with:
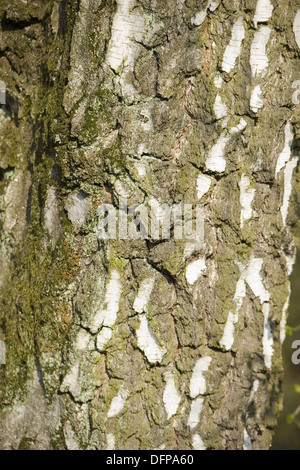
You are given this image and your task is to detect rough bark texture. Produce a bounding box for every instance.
[0,0,300,450]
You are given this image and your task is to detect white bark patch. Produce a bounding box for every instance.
[107,388,129,418]
[208,0,220,11]
[220,277,246,350]
[214,95,228,120]
[245,257,270,303]
[136,314,167,364]
[206,134,230,172]
[190,357,212,398]
[65,192,90,230]
[280,288,291,345]
[197,174,211,200]
[243,429,252,451]
[90,270,122,333]
[106,0,145,73]
[135,161,147,177]
[239,174,255,228]
[107,433,115,450]
[221,257,271,356]
[245,257,273,369]
[233,276,247,312]
[220,312,236,351]
[250,85,264,113]
[0,340,6,365]
[230,118,248,135]
[222,17,245,73]
[163,372,181,420]
[148,197,171,229]
[191,1,219,26]
[249,379,260,404]
[192,433,206,450]
[188,397,204,429]
[206,119,247,173]
[292,79,300,105]
[133,277,155,313]
[250,26,271,77]
[262,303,273,369]
[281,157,299,226]
[186,258,206,285]
[76,329,91,351]
[284,252,296,277]
[274,122,298,226]
[191,10,207,27]
[214,75,223,89]
[96,327,113,351]
[293,9,300,48]
[253,0,274,28]
[275,121,293,178]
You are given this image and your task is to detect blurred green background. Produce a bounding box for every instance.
[272,251,300,450]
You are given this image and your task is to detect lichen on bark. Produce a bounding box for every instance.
[0,0,299,450]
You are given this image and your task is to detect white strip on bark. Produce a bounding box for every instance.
[197,174,211,200]
[106,0,145,72]
[192,433,206,450]
[222,17,245,73]
[189,357,212,398]
[163,372,181,420]
[239,174,255,228]
[186,258,206,285]
[281,157,299,226]
[90,270,122,333]
[275,122,293,178]
[107,388,129,418]
[280,287,291,345]
[294,9,300,48]
[250,85,264,113]
[188,397,204,429]
[253,0,274,28]
[136,314,167,364]
[250,26,271,77]
[262,303,274,369]
[133,278,155,314]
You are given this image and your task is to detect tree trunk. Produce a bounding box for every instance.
[0,0,299,450]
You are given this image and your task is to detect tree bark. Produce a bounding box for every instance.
[0,0,299,450]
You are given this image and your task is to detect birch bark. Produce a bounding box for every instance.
[0,0,299,450]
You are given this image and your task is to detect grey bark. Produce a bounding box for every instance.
[0,0,299,450]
